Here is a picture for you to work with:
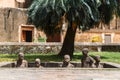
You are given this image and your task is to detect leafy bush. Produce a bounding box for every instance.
[91,35,102,42]
[38,37,46,42]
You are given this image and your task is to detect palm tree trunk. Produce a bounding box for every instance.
[58,22,77,58]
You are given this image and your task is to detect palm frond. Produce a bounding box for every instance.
[28,0,120,33]
[116,0,120,17]
[98,0,118,24]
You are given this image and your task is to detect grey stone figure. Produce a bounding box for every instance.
[16,52,28,68]
[35,58,42,68]
[94,55,103,68]
[62,54,74,68]
[81,48,94,68]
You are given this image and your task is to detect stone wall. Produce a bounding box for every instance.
[0,42,62,54]
[74,29,120,43]
[75,32,99,42]
[0,42,120,54]
[113,33,120,42]
[0,8,27,42]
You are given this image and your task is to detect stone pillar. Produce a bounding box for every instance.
[97,46,102,52]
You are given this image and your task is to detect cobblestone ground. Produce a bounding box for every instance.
[0,68,120,80]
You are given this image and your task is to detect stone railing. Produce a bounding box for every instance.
[0,42,120,54]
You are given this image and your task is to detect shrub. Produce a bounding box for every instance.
[91,35,102,42]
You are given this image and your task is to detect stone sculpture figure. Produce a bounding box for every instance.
[81,48,94,68]
[94,55,103,68]
[62,54,74,68]
[16,52,28,68]
[35,58,42,68]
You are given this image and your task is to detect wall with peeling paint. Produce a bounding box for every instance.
[0,8,27,42]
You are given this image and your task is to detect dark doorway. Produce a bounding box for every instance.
[104,34,111,43]
[46,33,61,42]
[22,30,32,42]
[15,0,34,8]
[24,0,34,8]
[20,25,34,42]
[26,31,32,42]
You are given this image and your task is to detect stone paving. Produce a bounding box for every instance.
[0,68,120,80]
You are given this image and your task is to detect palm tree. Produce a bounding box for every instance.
[98,0,120,29]
[27,0,120,58]
[116,0,120,29]
[58,0,100,58]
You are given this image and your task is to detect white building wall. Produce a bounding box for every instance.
[0,0,15,8]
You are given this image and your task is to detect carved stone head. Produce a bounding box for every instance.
[35,58,41,67]
[18,52,24,60]
[82,48,89,56]
[94,55,101,62]
[64,54,70,62]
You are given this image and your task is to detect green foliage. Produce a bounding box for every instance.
[98,0,120,24]
[0,54,17,62]
[28,0,120,33]
[28,0,67,35]
[25,54,63,62]
[38,37,46,42]
[0,53,63,62]
[66,0,100,31]
[116,0,120,17]
[28,0,100,33]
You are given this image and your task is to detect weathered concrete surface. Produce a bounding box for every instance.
[0,8,27,42]
[0,68,120,80]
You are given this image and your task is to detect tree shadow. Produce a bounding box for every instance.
[25,54,63,62]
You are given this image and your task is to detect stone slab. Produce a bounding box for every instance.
[0,68,120,80]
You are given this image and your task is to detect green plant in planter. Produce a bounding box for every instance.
[91,35,102,42]
[38,37,46,42]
